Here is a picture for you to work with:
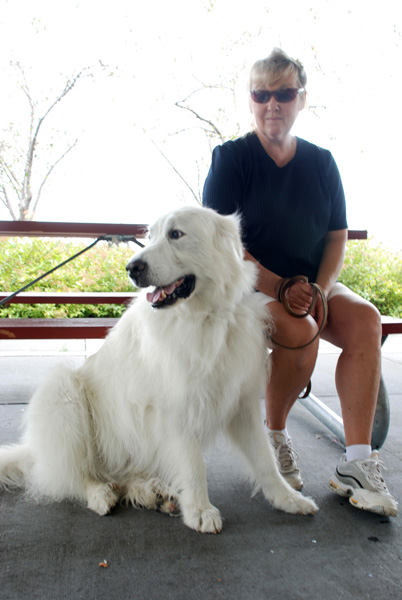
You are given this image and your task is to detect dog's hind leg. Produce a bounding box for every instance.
[227,400,318,515]
[0,444,31,490]
[20,365,120,514]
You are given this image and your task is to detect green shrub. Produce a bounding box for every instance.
[1,237,401,319]
[339,241,402,317]
[0,237,137,318]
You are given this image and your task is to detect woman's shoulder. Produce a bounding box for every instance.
[296,137,337,170]
[297,137,334,160]
[216,132,257,157]
[210,133,258,174]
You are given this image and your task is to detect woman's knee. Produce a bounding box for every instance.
[325,295,382,349]
[269,309,319,349]
[352,301,382,341]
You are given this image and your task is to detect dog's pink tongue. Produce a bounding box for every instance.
[146,282,177,303]
[146,288,162,303]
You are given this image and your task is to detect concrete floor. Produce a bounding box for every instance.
[0,337,401,600]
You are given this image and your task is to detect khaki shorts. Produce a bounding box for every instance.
[255,282,354,305]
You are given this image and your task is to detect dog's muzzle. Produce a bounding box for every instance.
[126,259,196,309]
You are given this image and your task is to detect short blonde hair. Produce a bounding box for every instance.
[249,48,307,97]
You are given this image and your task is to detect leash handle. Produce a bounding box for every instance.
[269,275,328,350]
[277,275,317,318]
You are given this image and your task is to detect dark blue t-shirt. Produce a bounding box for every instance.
[202,133,348,282]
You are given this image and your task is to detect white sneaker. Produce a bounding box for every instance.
[268,431,303,491]
[329,452,398,517]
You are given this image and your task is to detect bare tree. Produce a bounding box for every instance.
[149,79,244,205]
[0,64,89,221]
[175,86,228,145]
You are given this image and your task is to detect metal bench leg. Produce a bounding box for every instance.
[298,373,390,449]
[298,393,345,445]
[371,374,390,449]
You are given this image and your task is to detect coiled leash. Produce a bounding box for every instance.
[268,275,328,351]
[267,276,329,400]
[0,234,145,307]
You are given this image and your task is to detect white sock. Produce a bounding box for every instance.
[266,426,289,441]
[345,444,372,462]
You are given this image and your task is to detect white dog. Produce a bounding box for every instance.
[0,206,317,533]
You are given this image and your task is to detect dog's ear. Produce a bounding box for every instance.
[213,212,244,261]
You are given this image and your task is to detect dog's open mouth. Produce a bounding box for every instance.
[146,275,196,308]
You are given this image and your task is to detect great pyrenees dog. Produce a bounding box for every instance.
[0,206,317,533]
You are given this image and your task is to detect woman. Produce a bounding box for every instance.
[203,48,397,516]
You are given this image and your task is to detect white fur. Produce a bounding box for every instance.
[0,206,318,532]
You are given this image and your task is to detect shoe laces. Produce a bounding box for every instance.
[360,455,389,493]
[274,439,299,471]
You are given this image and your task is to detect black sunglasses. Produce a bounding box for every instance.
[251,88,304,104]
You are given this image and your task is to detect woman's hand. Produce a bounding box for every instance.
[283,281,328,328]
[283,280,314,315]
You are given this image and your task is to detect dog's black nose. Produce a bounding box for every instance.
[126,259,147,281]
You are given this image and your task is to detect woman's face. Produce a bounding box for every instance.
[250,74,304,144]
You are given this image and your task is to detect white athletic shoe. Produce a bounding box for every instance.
[268,431,303,491]
[329,452,398,517]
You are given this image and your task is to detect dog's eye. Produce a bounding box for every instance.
[169,229,185,240]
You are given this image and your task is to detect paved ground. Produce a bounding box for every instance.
[0,336,401,600]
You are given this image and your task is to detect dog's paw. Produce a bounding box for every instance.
[86,482,120,516]
[122,478,179,515]
[273,490,318,516]
[182,505,223,534]
[156,495,181,516]
[122,481,159,510]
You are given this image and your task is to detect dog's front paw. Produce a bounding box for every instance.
[273,490,318,516]
[182,505,223,534]
[86,482,120,516]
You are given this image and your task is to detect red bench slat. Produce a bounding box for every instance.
[0,318,118,340]
[0,220,148,239]
[0,316,401,341]
[0,292,137,305]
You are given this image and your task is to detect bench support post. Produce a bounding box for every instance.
[298,374,390,449]
[298,393,345,444]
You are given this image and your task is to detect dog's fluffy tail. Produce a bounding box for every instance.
[0,444,30,490]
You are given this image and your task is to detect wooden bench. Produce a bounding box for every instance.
[1,221,401,448]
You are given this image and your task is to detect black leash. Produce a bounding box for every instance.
[0,234,145,307]
[267,275,328,350]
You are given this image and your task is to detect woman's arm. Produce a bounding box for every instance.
[244,250,282,298]
[203,144,242,214]
[247,229,347,320]
[315,229,348,296]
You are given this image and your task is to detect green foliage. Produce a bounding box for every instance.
[0,238,137,318]
[339,241,402,317]
[1,237,401,319]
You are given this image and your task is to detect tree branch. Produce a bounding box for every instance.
[31,139,79,218]
[149,138,201,204]
[24,69,86,201]
[4,64,90,220]
[0,156,20,195]
[175,101,225,144]
[0,184,17,220]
